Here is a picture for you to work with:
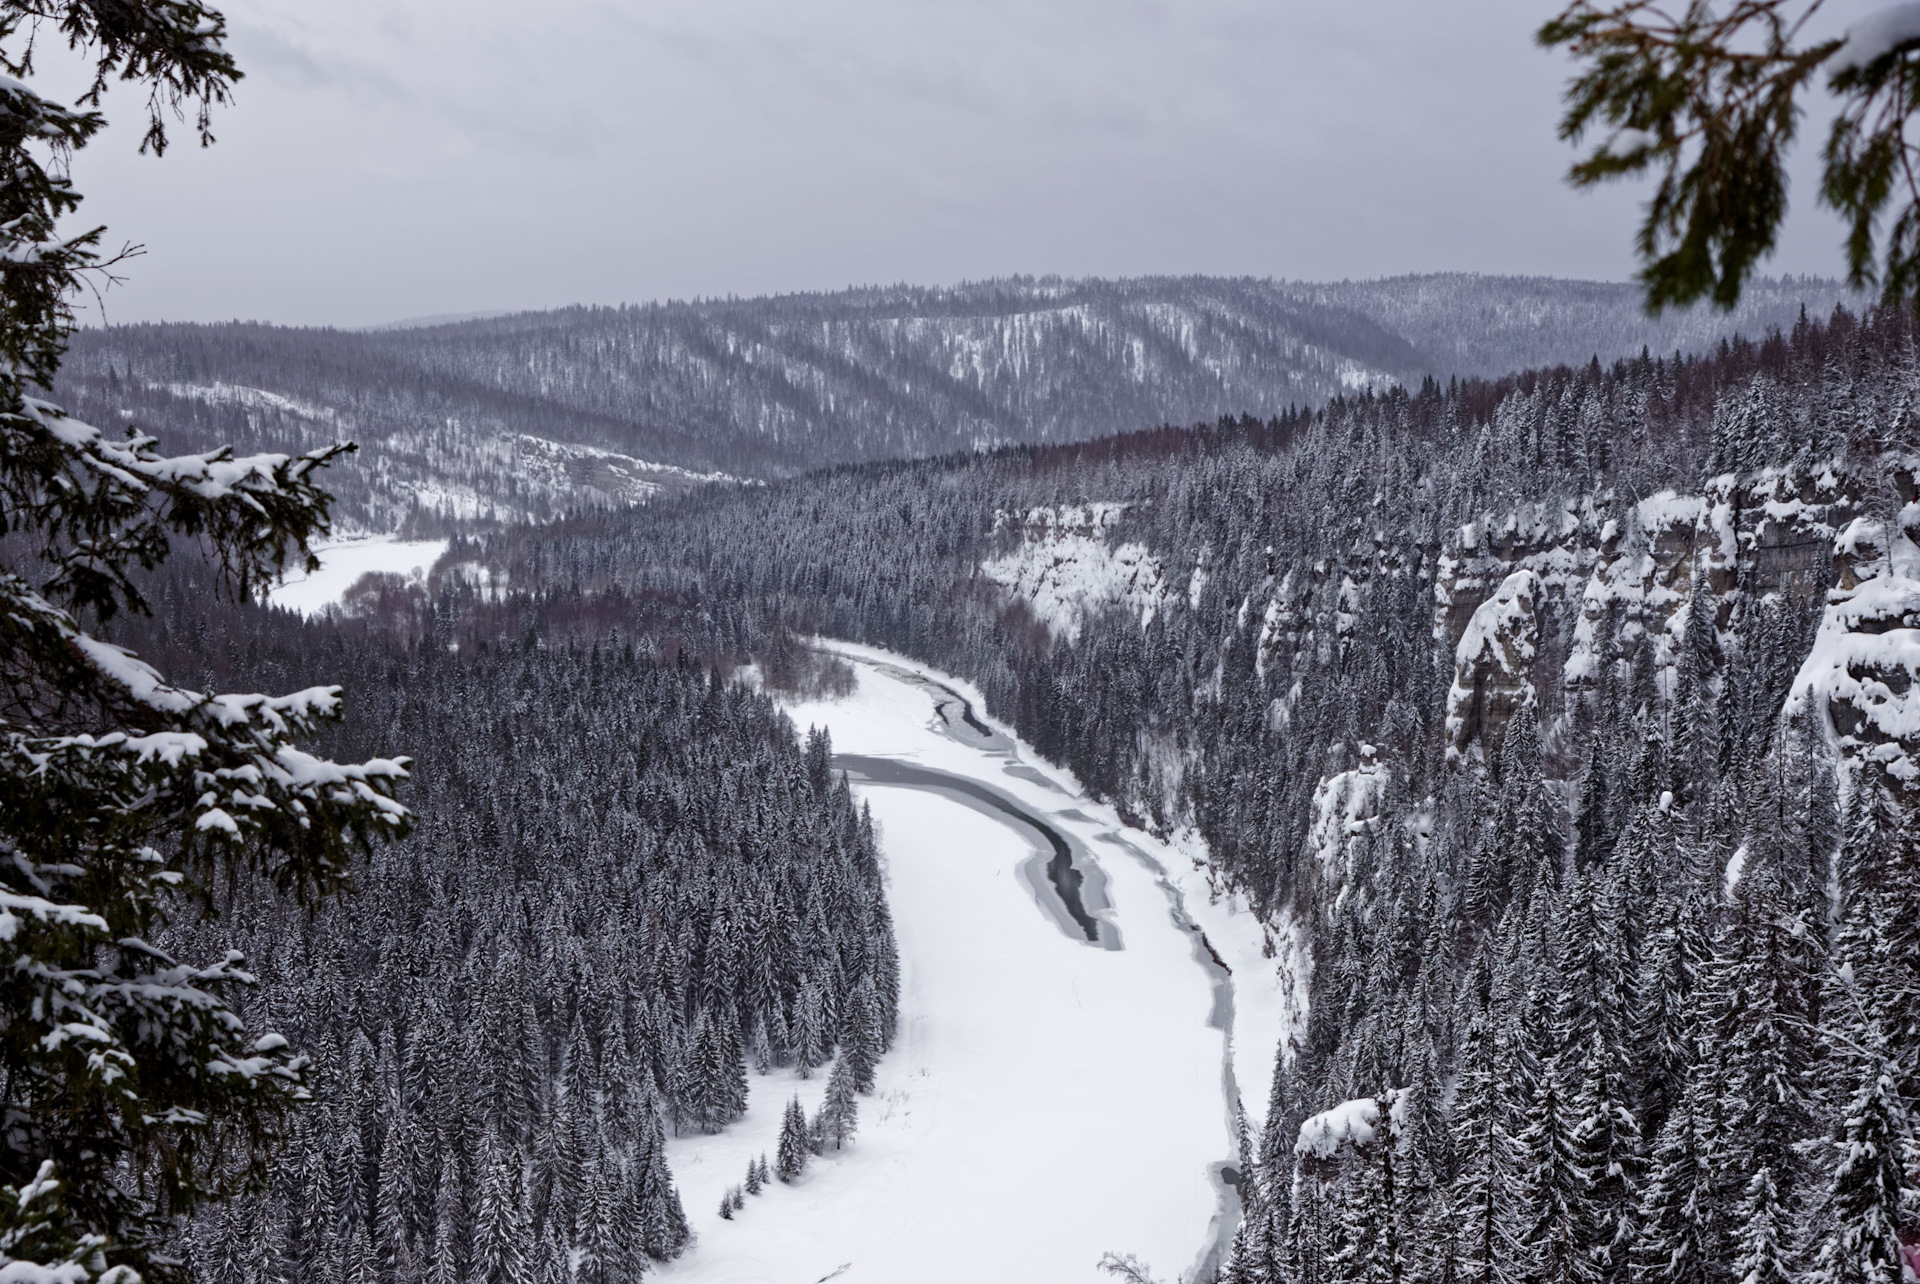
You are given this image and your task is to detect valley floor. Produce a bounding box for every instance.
[266,535,447,617]
[655,644,1301,1284]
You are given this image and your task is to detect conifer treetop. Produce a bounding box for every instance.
[1540,0,1920,309]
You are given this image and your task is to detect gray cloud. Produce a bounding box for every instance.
[57,0,1890,327]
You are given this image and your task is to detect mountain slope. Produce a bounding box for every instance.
[54,274,1855,532]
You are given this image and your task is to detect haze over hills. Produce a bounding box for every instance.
[56,273,1856,532]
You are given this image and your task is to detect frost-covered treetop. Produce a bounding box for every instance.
[1294,1089,1406,1161]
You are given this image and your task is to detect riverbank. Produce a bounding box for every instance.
[656,642,1299,1283]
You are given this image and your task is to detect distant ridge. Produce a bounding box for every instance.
[360,309,519,332]
[55,272,1863,532]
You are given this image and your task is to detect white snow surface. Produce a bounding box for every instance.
[267,536,447,617]
[657,642,1302,1283]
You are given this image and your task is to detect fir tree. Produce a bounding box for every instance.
[816,1057,861,1151]
[475,1140,530,1284]
[682,1007,749,1134]
[0,11,411,1274]
[776,1096,811,1182]
[840,975,885,1094]
[792,974,832,1076]
[1729,1166,1793,1284]
[1629,1045,1724,1284]
[1809,1032,1915,1284]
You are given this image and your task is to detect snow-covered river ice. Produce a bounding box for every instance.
[658,643,1308,1284]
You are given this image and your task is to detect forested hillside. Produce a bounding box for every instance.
[53,275,1852,533]
[460,302,1920,1283]
[115,585,900,1284]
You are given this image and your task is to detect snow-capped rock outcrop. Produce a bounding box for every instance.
[1431,464,1867,756]
[1787,465,1920,795]
[1446,569,1540,763]
[1307,747,1392,878]
[1295,1090,1404,1161]
[980,504,1167,643]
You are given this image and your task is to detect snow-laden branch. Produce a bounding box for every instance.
[1833,3,1920,72]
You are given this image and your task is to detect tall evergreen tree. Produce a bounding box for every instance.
[816,1057,861,1151]
[776,1096,811,1183]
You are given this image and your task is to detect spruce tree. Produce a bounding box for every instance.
[0,7,418,1279]
[792,973,832,1076]
[1730,1166,1793,1284]
[636,1135,689,1260]
[1448,1003,1506,1284]
[682,1007,748,1134]
[841,974,885,1094]
[1629,1045,1724,1284]
[776,1096,811,1182]
[1540,0,1920,308]
[428,1147,464,1284]
[1514,1025,1592,1284]
[1809,1028,1915,1284]
[816,1056,861,1151]
[474,1140,529,1284]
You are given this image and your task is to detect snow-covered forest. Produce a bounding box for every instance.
[426,301,1920,1282]
[114,584,900,1283]
[51,275,1851,533]
[77,297,1920,1283]
[13,0,1920,1276]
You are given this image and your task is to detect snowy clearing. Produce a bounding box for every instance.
[267,536,447,617]
[657,643,1302,1283]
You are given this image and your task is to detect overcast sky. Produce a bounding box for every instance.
[50,0,1882,327]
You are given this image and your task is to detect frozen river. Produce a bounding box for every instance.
[659,643,1304,1284]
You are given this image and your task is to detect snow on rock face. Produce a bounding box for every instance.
[980,504,1167,643]
[1561,490,1718,691]
[1743,466,1857,595]
[1255,569,1303,681]
[1433,501,1582,646]
[1308,746,1391,900]
[1435,465,1861,716]
[1446,570,1538,763]
[1787,475,1920,794]
[512,435,738,506]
